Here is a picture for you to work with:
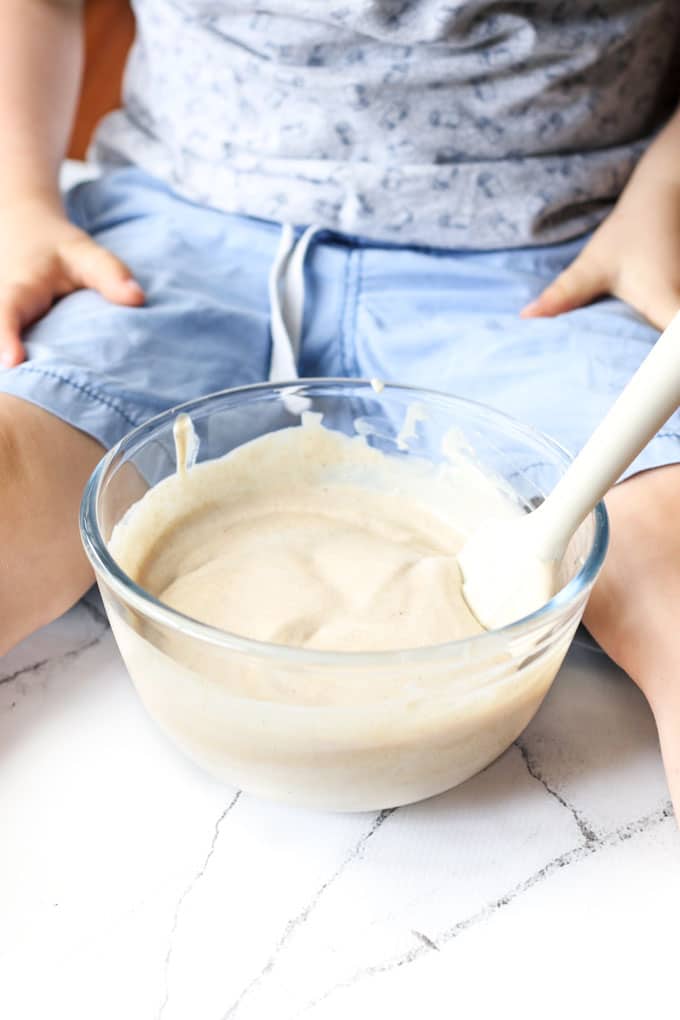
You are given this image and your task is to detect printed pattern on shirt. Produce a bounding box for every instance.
[91,0,680,248]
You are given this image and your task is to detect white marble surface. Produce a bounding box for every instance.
[1,593,678,1020]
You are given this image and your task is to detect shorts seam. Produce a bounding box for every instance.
[339,248,352,375]
[352,247,364,376]
[339,247,362,376]
[19,365,143,428]
[657,430,680,441]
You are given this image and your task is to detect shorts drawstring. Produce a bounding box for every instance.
[267,223,320,381]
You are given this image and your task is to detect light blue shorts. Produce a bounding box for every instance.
[1,167,679,479]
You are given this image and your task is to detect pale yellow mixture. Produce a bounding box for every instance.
[104,412,579,810]
[113,415,518,652]
[143,485,484,654]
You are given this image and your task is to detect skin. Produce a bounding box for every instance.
[0,394,103,656]
[522,104,680,812]
[0,2,679,809]
[0,0,143,369]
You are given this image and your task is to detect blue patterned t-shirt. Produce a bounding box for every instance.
[92,0,680,248]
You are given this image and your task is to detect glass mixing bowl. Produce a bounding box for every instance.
[80,380,608,811]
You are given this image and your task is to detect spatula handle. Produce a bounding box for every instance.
[537,309,680,557]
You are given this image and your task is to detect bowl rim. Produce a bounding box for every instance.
[80,378,609,667]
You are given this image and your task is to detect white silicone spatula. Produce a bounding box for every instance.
[458,309,680,630]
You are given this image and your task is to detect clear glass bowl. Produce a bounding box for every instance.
[80,380,608,811]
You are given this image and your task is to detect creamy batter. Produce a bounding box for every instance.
[104,409,584,810]
[133,433,485,653]
[111,412,528,651]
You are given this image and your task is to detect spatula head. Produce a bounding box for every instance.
[457,516,559,631]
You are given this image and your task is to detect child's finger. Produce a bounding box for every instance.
[64,238,145,307]
[0,300,26,368]
[521,247,608,319]
[0,280,55,367]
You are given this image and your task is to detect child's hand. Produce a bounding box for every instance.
[522,115,680,331]
[0,198,144,368]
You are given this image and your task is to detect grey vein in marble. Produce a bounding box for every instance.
[158,791,242,1019]
[294,801,674,1017]
[410,929,440,952]
[80,591,110,628]
[222,808,396,1019]
[515,737,598,845]
[0,626,108,692]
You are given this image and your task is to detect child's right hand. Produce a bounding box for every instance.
[0,197,144,368]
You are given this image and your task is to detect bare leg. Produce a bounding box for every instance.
[0,394,104,655]
[584,464,680,814]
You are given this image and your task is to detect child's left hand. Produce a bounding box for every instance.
[521,110,680,331]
